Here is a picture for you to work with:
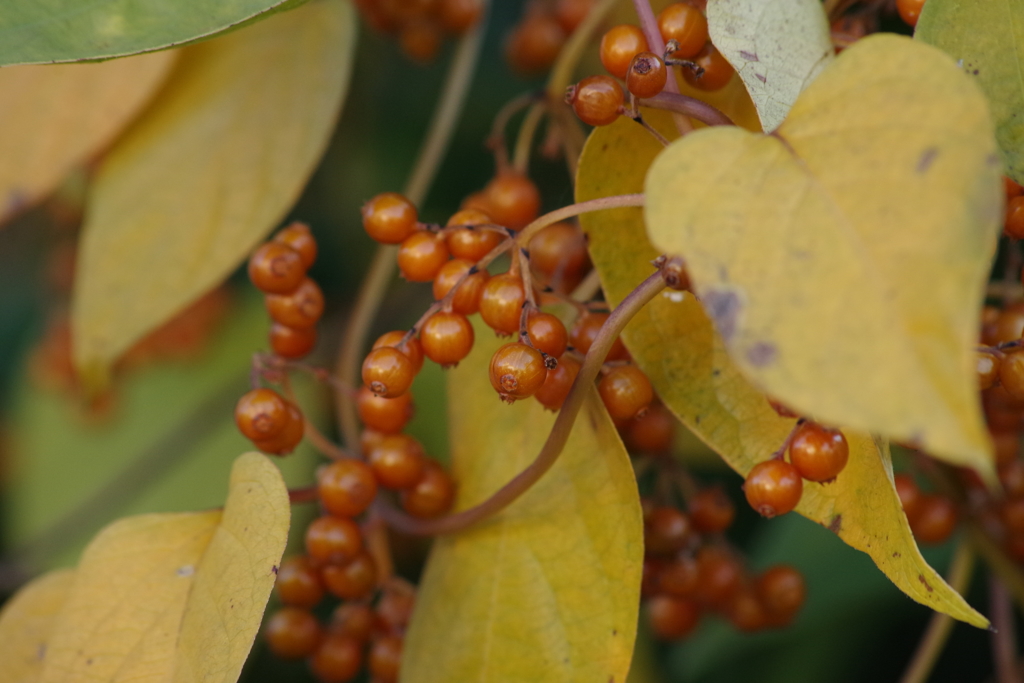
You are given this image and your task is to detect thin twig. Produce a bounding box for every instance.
[632,0,694,135]
[991,576,1022,683]
[512,102,546,173]
[639,92,735,127]
[516,193,646,245]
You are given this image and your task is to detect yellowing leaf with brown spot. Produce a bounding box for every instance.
[72,0,355,385]
[402,323,643,683]
[645,34,1002,474]
[0,52,175,223]
[577,110,987,627]
[34,452,289,683]
[0,569,75,683]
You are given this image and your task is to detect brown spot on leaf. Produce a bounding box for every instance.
[755,73,767,83]
[702,288,743,343]
[918,574,933,592]
[893,552,901,558]
[747,342,777,367]
[739,50,759,62]
[916,147,938,173]
[828,514,842,533]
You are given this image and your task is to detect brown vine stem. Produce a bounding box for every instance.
[377,269,668,536]
[991,575,1022,683]
[639,92,736,127]
[632,0,694,135]
[335,12,488,453]
[970,523,1024,612]
[516,193,646,245]
[898,539,977,683]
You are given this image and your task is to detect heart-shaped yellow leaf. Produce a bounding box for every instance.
[577,109,987,627]
[72,0,355,387]
[0,569,75,683]
[402,322,643,682]
[645,34,1002,474]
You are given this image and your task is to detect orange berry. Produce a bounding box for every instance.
[329,603,375,642]
[483,172,541,231]
[479,273,527,335]
[363,192,419,244]
[534,354,581,411]
[658,3,709,59]
[397,231,449,282]
[265,277,324,329]
[400,19,442,62]
[999,351,1024,401]
[744,459,803,518]
[1006,196,1024,240]
[978,350,1000,390]
[554,0,594,33]
[645,505,692,555]
[310,634,363,683]
[368,434,427,489]
[322,552,377,601]
[506,13,566,75]
[896,0,926,27]
[756,565,806,626]
[420,310,475,366]
[265,607,322,660]
[318,459,379,518]
[568,75,624,127]
[625,403,675,453]
[273,222,318,269]
[600,24,648,79]
[373,330,424,374]
[369,636,403,683]
[432,258,489,315]
[275,555,325,609]
[526,312,568,358]
[528,221,589,292]
[626,51,668,99]
[683,43,734,91]
[646,595,700,639]
[438,0,482,33]
[991,303,1024,344]
[1006,176,1024,201]
[269,323,317,359]
[235,388,290,441]
[401,463,456,518]
[695,546,743,607]
[689,486,735,534]
[598,365,654,420]
[357,386,414,434]
[305,515,363,566]
[910,494,957,544]
[788,422,849,483]
[362,346,416,398]
[253,401,305,455]
[249,242,306,294]
[445,215,505,262]
[725,588,768,633]
[894,473,922,520]
[489,342,548,401]
[570,311,628,360]
[376,589,416,631]
[658,556,700,597]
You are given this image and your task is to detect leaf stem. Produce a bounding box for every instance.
[377,269,668,535]
[639,92,736,127]
[335,14,487,452]
[632,0,694,135]
[512,102,546,173]
[898,539,977,683]
[991,575,1022,683]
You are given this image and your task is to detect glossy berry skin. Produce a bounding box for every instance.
[911,494,958,544]
[432,258,489,315]
[318,459,378,518]
[658,556,699,597]
[683,43,734,91]
[420,311,475,366]
[483,172,541,231]
[756,565,806,625]
[235,388,290,441]
[534,354,581,410]
[568,76,624,127]
[265,277,324,328]
[269,323,317,359]
[401,463,456,518]
[322,552,377,600]
[357,386,414,434]
[658,3,709,59]
[446,219,504,262]
[305,515,363,566]
[626,51,668,99]
[599,365,654,420]
[310,634,363,683]
[273,222,317,269]
[554,0,594,33]
[377,590,416,631]
[362,192,418,244]
[1007,176,1024,200]
[368,434,427,489]
[600,24,649,79]
[265,608,322,660]
[689,486,735,534]
[373,330,424,374]
[896,0,926,27]
[479,273,526,335]
[275,555,325,608]
[249,242,306,294]
[489,342,548,401]
[646,595,700,640]
[695,546,743,607]
[362,346,415,398]
[744,459,803,518]
[726,588,768,633]
[788,422,849,482]
[329,603,375,642]
[570,312,627,360]
[893,473,922,520]
[526,312,568,358]
[626,403,675,453]
[978,351,1000,390]
[645,506,692,555]
[506,13,566,75]
[1006,196,1024,239]
[528,221,589,292]
[999,351,1024,401]
[369,636,403,683]
[990,303,1024,345]
[397,231,449,282]
[253,401,305,454]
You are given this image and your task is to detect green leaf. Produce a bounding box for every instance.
[707,0,834,132]
[645,34,1001,474]
[916,0,1024,183]
[402,321,643,682]
[576,108,987,628]
[71,0,356,385]
[0,0,309,66]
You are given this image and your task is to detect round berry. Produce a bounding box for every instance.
[432,258,489,315]
[991,303,1024,344]
[438,0,482,33]
[369,636,403,683]
[376,589,416,631]
[554,0,594,33]
[357,386,414,434]
[756,565,806,626]
[528,221,590,292]
[322,551,377,600]
[363,192,418,244]
[269,323,317,359]
[645,505,692,555]
[683,43,734,91]
[489,342,548,402]
[446,214,504,262]
[725,588,768,633]
[1001,460,1024,498]
[910,494,957,544]
[397,231,449,282]
[253,401,305,455]
[626,51,668,99]
[993,429,1019,465]
[568,75,624,127]
[689,486,735,534]
[1006,196,1024,240]
[235,388,290,441]
[275,555,325,608]
[534,354,581,411]
[744,459,803,518]
[318,459,379,518]
[1006,176,1024,201]
[658,3,709,59]
[894,473,922,520]
[896,0,926,27]
[273,222,317,269]
[368,434,427,489]
[420,311,475,366]
[1000,351,1024,401]
[310,634,363,683]
[265,607,322,660]
[646,595,700,640]
[305,515,363,565]
[506,13,566,75]
[362,346,415,398]
[479,273,527,335]
[329,603,375,642]
[625,403,675,453]
[600,24,649,79]
[599,365,654,420]
[249,242,306,294]
[483,172,541,232]
[788,422,849,482]
[658,556,700,597]
[401,463,456,518]
[526,312,568,358]
[978,350,1000,390]
[695,546,743,607]
[265,277,324,329]
[400,19,442,62]
[570,311,628,360]
[373,330,424,374]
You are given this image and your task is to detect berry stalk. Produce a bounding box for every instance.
[638,92,735,127]
[632,0,694,135]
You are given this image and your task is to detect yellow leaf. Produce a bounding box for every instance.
[402,323,643,683]
[0,569,75,683]
[645,34,1002,473]
[707,0,834,132]
[72,0,356,385]
[0,52,175,223]
[36,452,289,683]
[577,109,988,627]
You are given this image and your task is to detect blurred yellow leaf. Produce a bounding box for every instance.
[645,34,1002,474]
[29,452,288,683]
[916,0,1024,183]
[0,569,75,683]
[707,0,834,132]
[402,323,643,683]
[577,109,987,628]
[0,52,175,223]
[72,0,356,385]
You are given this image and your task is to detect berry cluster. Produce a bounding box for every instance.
[566,3,734,129]
[248,222,323,360]
[236,387,306,456]
[743,414,850,518]
[505,0,595,76]
[894,473,959,545]
[352,0,483,63]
